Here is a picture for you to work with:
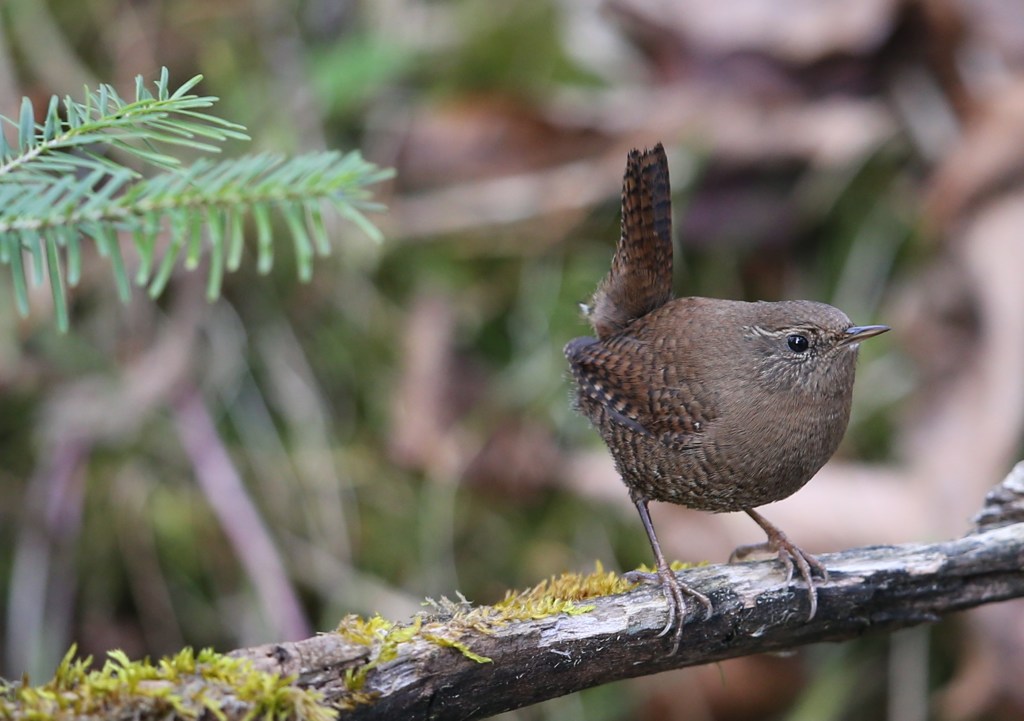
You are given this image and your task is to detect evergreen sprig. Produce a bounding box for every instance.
[0,68,393,331]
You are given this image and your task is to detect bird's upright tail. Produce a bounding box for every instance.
[586,143,675,339]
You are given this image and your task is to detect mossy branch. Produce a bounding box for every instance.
[4,464,1024,720]
[0,646,336,721]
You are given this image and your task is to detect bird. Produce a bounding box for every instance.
[564,142,889,653]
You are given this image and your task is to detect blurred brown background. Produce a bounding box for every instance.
[2,0,1024,719]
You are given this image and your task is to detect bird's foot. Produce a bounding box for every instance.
[624,564,713,654]
[731,509,828,621]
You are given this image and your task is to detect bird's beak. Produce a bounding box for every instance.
[840,324,890,346]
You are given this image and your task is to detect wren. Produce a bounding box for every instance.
[565,143,888,653]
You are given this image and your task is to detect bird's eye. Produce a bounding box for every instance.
[787,334,809,353]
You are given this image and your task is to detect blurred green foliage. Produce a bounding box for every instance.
[0,0,929,719]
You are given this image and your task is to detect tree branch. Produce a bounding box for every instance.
[7,464,1024,720]
[238,514,1024,720]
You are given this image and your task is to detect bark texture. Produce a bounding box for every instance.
[237,518,1024,720]
[10,463,1024,720]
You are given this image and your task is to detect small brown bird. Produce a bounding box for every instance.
[565,143,888,652]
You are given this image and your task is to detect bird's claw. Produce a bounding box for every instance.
[734,509,829,621]
[627,564,713,653]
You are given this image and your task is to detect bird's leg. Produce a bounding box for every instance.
[622,495,713,654]
[730,508,828,621]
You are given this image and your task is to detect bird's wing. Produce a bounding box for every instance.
[565,336,653,435]
[565,334,714,446]
[587,143,674,340]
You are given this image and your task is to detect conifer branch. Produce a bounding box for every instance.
[0,68,393,330]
